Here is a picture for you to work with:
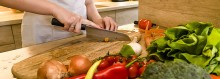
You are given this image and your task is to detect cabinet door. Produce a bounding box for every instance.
[99,11,116,21]
[12,24,22,48]
[0,44,16,52]
[116,8,138,26]
[0,25,15,52]
[0,26,14,45]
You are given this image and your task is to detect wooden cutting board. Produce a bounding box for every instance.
[11,30,142,79]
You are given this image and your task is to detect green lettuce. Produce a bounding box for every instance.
[147,22,220,75]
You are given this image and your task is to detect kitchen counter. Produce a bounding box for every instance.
[0,1,138,26]
[0,24,145,79]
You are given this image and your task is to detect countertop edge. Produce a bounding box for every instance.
[97,4,138,12]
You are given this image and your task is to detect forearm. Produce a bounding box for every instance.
[0,0,64,16]
[86,0,102,23]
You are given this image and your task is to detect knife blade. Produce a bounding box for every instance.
[51,18,131,41]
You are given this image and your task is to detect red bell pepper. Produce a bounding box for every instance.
[68,63,128,79]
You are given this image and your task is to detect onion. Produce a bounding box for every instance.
[68,55,92,76]
[37,60,68,79]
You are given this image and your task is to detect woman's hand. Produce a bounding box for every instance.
[95,16,118,31]
[52,8,101,33]
[52,8,83,33]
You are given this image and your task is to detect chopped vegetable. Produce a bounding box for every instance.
[104,37,109,42]
[144,26,165,47]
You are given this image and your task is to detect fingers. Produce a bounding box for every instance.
[63,17,75,31]
[103,17,110,30]
[68,17,77,32]
[103,16,118,31]
[74,16,82,33]
[63,15,82,33]
[82,19,101,29]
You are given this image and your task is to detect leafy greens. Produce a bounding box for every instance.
[147,22,220,75]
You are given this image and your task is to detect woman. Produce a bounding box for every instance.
[0,0,117,47]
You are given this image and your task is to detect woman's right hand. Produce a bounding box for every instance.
[52,8,100,33]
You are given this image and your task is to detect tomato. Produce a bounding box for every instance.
[128,64,139,78]
[146,60,155,65]
[133,62,140,68]
[127,55,138,63]
[139,61,146,67]
[114,55,121,63]
[138,19,152,30]
[120,57,127,65]
[105,56,115,65]
[97,59,110,71]
[138,65,146,76]
[131,55,137,60]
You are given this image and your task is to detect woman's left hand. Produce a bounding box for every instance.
[96,16,118,31]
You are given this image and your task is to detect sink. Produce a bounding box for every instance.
[95,5,109,8]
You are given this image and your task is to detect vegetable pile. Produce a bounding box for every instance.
[141,61,211,79]
[147,22,220,75]
[37,37,148,79]
[37,21,220,79]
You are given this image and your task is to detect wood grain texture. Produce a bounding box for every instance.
[139,0,220,27]
[11,30,141,79]
[0,25,14,46]
[12,24,22,48]
[0,44,15,53]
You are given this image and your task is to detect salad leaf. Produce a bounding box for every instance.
[147,22,220,75]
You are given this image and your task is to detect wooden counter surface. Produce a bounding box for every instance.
[0,24,145,79]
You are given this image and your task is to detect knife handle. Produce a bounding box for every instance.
[51,18,86,30]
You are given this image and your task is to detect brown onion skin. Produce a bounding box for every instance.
[37,60,68,79]
[68,55,92,76]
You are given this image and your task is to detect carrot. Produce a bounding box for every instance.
[144,26,165,47]
[210,74,220,79]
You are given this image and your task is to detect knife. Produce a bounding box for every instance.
[51,18,131,41]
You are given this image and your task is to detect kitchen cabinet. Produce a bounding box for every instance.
[12,24,22,48]
[116,7,138,26]
[0,26,15,52]
[0,44,15,52]
[0,24,21,52]
[0,26,14,45]
[99,7,138,26]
